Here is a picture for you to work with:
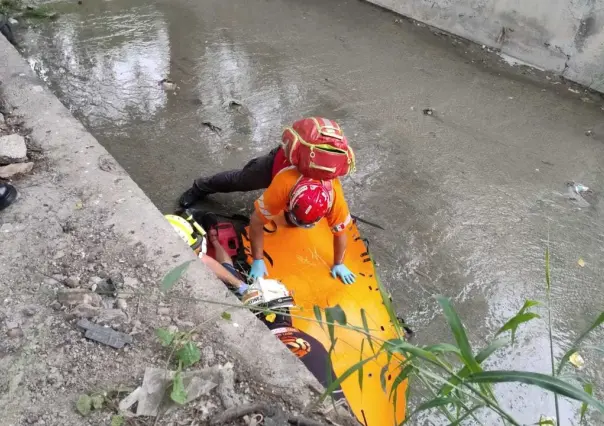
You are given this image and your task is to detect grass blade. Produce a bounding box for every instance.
[358,339,365,391]
[380,364,389,393]
[466,371,604,412]
[384,339,442,366]
[401,397,459,425]
[496,312,541,344]
[545,247,551,291]
[439,337,510,396]
[581,383,593,422]
[326,305,347,325]
[448,405,484,426]
[325,309,335,344]
[360,308,375,353]
[161,260,193,292]
[424,343,463,357]
[557,312,604,375]
[313,305,323,330]
[320,354,377,402]
[436,296,481,373]
[544,245,560,425]
[389,361,415,400]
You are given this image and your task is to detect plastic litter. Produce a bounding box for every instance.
[539,415,556,425]
[422,108,434,116]
[565,182,591,207]
[574,183,589,193]
[158,79,177,91]
[569,352,585,369]
[577,258,585,268]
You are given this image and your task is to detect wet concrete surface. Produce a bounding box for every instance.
[16,0,604,423]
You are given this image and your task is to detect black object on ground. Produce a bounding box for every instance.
[0,182,18,211]
[0,15,18,47]
[351,214,385,230]
[76,319,133,349]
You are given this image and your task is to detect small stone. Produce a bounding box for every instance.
[0,134,28,165]
[157,307,170,316]
[7,327,24,338]
[124,276,139,288]
[109,272,124,287]
[50,301,62,311]
[166,325,179,334]
[52,274,66,283]
[69,303,101,319]
[115,299,127,311]
[53,251,65,260]
[174,318,195,328]
[8,18,18,25]
[6,321,19,329]
[64,276,80,288]
[97,309,127,325]
[57,289,102,307]
[0,223,14,233]
[22,305,37,316]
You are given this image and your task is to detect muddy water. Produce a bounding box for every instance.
[18,0,604,423]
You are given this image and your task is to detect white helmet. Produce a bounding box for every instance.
[241,278,294,310]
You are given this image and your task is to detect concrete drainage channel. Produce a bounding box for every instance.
[0,36,351,425]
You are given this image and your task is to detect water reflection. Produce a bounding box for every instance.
[24,4,170,131]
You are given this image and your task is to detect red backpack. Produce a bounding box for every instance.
[281,117,356,180]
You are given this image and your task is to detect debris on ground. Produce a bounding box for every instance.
[202,121,222,133]
[569,352,585,369]
[565,181,592,207]
[539,415,556,425]
[76,319,133,348]
[121,365,220,416]
[0,161,33,178]
[578,258,585,268]
[574,183,589,194]
[422,108,434,116]
[228,100,243,109]
[585,129,593,136]
[0,133,27,164]
[158,78,177,91]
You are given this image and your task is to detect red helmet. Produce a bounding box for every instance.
[287,177,333,228]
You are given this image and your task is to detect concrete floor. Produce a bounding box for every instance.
[19,0,604,423]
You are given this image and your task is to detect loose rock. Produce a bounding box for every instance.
[97,309,127,325]
[7,327,24,338]
[64,276,80,288]
[0,162,34,178]
[57,289,102,307]
[157,307,170,316]
[115,299,128,311]
[22,305,38,316]
[68,303,101,319]
[0,134,28,164]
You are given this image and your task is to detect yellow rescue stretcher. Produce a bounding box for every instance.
[242,213,407,425]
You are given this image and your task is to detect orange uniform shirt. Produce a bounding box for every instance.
[254,167,352,235]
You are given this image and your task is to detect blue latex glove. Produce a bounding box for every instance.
[249,259,268,281]
[236,282,249,295]
[331,264,356,285]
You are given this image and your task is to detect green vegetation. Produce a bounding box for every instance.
[160,247,604,425]
[1,0,58,20]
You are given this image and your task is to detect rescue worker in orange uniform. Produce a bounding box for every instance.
[179,118,357,285]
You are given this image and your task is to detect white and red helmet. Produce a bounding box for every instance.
[287,177,333,228]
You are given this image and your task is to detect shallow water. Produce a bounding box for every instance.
[18,0,604,423]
